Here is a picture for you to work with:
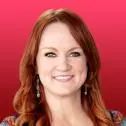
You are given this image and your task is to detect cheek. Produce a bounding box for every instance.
[78,64,87,80]
[72,59,87,73]
[73,59,88,82]
[37,59,54,76]
[37,60,52,86]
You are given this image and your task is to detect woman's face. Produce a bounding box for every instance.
[36,22,88,96]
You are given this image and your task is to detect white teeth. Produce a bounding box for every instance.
[54,75,73,81]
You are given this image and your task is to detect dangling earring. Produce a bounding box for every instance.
[36,74,40,98]
[84,84,89,96]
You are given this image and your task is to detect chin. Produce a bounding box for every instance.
[50,88,80,97]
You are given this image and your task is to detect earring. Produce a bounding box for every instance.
[36,74,40,98]
[84,84,89,96]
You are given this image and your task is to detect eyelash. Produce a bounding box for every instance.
[44,52,56,57]
[70,52,81,57]
[44,52,81,57]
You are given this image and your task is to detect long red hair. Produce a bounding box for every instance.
[13,8,114,126]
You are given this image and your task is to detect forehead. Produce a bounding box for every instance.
[39,22,80,48]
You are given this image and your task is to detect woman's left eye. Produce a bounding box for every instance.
[70,52,81,57]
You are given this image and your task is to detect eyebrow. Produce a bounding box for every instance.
[40,47,82,52]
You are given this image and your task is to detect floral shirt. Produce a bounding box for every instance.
[109,110,126,126]
[0,110,126,126]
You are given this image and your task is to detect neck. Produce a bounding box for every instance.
[43,89,91,124]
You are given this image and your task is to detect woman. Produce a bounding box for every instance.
[0,8,126,126]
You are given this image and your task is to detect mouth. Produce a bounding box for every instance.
[52,75,74,82]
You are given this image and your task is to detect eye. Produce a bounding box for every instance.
[70,52,81,57]
[44,52,56,57]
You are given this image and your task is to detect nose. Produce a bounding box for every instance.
[56,56,72,72]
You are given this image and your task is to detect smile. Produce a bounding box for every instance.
[53,75,74,82]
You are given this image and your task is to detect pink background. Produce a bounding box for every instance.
[0,0,126,120]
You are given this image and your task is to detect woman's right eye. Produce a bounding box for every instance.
[44,52,56,57]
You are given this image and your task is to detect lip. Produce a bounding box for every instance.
[53,75,73,77]
[52,75,74,82]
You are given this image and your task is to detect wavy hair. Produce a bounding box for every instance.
[13,8,114,126]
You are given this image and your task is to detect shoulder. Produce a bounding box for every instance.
[0,115,17,126]
[109,110,126,126]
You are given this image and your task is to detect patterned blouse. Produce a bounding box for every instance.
[0,110,126,126]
